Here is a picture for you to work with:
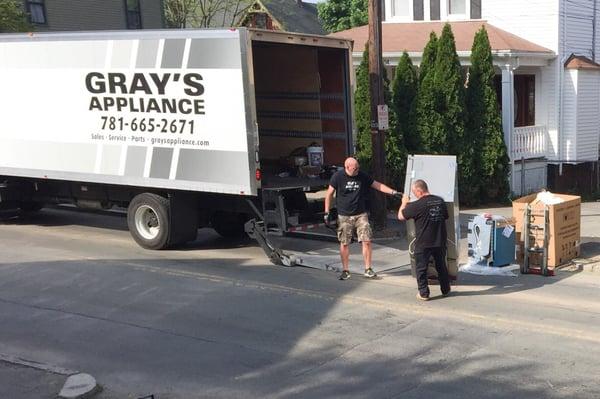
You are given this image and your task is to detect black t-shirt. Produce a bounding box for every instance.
[329,170,374,216]
[401,194,448,252]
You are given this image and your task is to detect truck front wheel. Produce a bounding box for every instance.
[127,193,171,250]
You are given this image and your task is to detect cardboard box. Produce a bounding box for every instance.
[512,193,581,268]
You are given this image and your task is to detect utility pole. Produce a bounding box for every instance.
[368,0,387,229]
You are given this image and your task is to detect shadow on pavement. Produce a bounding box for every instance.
[0,255,593,398]
[580,237,600,258]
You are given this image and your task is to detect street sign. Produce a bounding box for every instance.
[377,104,389,130]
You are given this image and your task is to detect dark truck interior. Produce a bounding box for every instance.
[250,40,352,234]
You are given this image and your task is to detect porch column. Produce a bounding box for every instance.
[501,63,516,194]
[501,64,515,159]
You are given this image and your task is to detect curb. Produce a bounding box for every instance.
[556,260,600,273]
[59,373,100,399]
[0,353,98,399]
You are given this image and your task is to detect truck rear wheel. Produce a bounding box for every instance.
[19,201,44,214]
[127,193,171,250]
[211,211,247,239]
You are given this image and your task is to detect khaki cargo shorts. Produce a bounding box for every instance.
[337,212,373,245]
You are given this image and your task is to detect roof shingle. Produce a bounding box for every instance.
[262,0,326,35]
[565,54,600,70]
[329,21,553,54]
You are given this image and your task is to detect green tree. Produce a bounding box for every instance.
[318,0,368,33]
[391,51,419,153]
[318,0,352,33]
[0,0,32,32]
[354,47,373,171]
[419,32,438,84]
[466,26,510,202]
[349,0,368,27]
[433,24,477,205]
[415,32,443,153]
[354,46,406,194]
[433,24,465,155]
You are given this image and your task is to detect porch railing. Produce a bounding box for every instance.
[512,125,548,160]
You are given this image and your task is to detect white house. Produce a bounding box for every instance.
[332,0,600,196]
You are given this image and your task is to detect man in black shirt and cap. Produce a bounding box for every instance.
[324,157,400,280]
[398,179,451,301]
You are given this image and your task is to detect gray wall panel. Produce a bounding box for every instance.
[136,39,159,68]
[100,145,121,175]
[161,39,186,68]
[124,146,147,177]
[176,149,248,184]
[111,40,134,68]
[187,38,241,69]
[149,147,173,179]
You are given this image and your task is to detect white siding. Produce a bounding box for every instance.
[483,0,559,52]
[562,69,578,161]
[575,70,600,160]
[595,1,600,62]
[565,0,595,59]
[542,61,559,159]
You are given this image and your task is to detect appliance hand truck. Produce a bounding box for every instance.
[522,204,553,276]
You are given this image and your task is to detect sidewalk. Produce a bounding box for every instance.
[0,354,98,399]
[0,360,66,399]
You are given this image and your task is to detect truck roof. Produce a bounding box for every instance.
[0,28,353,50]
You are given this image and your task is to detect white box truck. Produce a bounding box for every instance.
[0,28,355,260]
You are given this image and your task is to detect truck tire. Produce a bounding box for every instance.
[127,193,171,250]
[19,201,44,214]
[211,211,247,239]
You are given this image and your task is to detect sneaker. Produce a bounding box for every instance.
[364,268,378,278]
[416,292,430,301]
[339,270,351,280]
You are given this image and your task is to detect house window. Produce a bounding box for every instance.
[493,75,536,127]
[514,75,535,127]
[414,0,424,20]
[392,0,410,17]
[470,0,481,19]
[125,0,142,29]
[26,0,46,24]
[430,0,440,20]
[255,13,267,29]
[448,0,466,15]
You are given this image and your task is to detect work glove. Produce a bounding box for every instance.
[324,208,338,229]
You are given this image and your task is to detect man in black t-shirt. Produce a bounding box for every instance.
[325,157,400,280]
[398,179,451,300]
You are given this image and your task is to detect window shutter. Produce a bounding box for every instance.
[414,0,424,20]
[470,0,482,19]
[430,0,440,20]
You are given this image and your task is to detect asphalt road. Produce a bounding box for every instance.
[1,207,600,398]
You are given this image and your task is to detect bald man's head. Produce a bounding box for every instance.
[344,157,359,176]
[411,179,430,199]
